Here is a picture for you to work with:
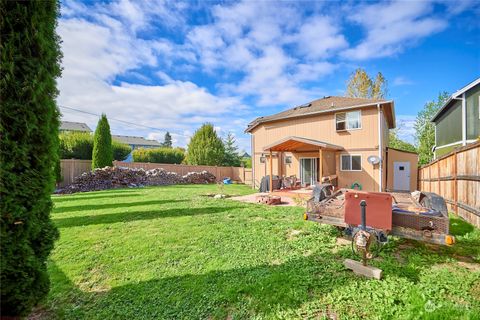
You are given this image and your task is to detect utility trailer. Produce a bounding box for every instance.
[304,186,455,247]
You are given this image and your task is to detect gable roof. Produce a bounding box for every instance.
[245,96,395,133]
[60,121,92,132]
[112,135,163,147]
[263,136,344,152]
[431,77,480,122]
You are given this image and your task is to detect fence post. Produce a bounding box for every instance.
[453,150,458,214]
[437,161,441,196]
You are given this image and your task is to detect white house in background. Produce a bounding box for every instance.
[60,121,92,133]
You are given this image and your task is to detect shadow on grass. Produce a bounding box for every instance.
[52,193,144,203]
[53,205,242,228]
[54,199,187,214]
[44,252,350,319]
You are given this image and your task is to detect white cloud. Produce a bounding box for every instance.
[343,1,447,60]
[57,1,246,149]
[393,76,414,86]
[186,1,344,106]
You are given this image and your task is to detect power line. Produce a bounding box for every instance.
[59,105,188,137]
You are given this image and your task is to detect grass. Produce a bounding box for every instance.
[42,184,480,319]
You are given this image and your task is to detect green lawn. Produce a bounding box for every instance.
[43,185,479,319]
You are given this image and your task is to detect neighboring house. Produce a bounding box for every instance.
[241,152,251,158]
[246,96,418,192]
[112,135,163,162]
[432,78,480,158]
[60,121,92,133]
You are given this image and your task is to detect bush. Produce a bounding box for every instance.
[59,131,131,161]
[186,123,224,165]
[132,147,185,164]
[112,141,131,161]
[59,131,92,159]
[92,114,113,169]
[0,0,61,316]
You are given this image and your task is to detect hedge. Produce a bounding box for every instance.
[59,131,131,161]
[132,147,185,164]
[0,0,61,316]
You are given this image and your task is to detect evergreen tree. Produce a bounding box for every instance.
[346,68,387,99]
[414,92,450,165]
[222,133,242,167]
[0,1,61,316]
[92,114,113,169]
[186,123,224,166]
[163,131,172,148]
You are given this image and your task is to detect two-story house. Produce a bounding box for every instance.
[246,96,418,192]
[431,78,480,158]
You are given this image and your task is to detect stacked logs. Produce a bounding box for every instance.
[183,171,216,184]
[56,166,218,194]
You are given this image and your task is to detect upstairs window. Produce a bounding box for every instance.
[341,155,362,171]
[336,110,361,131]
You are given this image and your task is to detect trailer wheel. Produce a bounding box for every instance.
[419,192,448,216]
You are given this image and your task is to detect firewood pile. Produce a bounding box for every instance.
[145,168,184,185]
[56,166,217,194]
[183,171,216,184]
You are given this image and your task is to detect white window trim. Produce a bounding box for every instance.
[335,110,362,131]
[340,154,362,172]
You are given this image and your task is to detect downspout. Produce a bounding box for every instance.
[251,134,255,189]
[377,103,383,192]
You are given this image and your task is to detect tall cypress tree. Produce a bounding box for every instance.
[92,114,113,169]
[0,0,61,316]
[186,123,224,166]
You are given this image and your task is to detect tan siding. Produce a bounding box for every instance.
[336,150,380,191]
[251,107,381,189]
[386,149,418,191]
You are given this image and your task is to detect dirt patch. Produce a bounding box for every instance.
[286,229,303,240]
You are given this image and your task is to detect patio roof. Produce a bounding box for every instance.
[263,136,344,152]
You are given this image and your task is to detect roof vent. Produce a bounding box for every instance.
[331,102,335,107]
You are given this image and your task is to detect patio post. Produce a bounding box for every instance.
[319,148,323,183]
[269,149,273,193]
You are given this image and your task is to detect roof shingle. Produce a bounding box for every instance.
[246,96,392,132]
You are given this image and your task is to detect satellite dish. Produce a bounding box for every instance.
[367,155,381,165]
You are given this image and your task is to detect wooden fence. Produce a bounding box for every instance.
[58,159,252,188]
[418,140,480,227]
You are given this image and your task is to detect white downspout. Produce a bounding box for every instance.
[462,93,467,146]
[377,103,383,192]
[251,134,255,189]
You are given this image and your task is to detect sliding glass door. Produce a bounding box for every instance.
[300,158,318,186]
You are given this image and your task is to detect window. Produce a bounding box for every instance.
[336,110,361,131]
[284,156,292,164]
[341,155,361,171]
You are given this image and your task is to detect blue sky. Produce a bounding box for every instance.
[57,0,480,152]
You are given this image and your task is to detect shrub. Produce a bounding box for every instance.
[59,131,130,161]
[186,123,224,165]
[112,141,131,161]
[0,0,61,316]
[132,147,185,164]
[92,114,113,169]
[59,131,92,159]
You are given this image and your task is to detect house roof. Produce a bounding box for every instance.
[263,136,344,152]
[112,135,163,147]
[245,96,395,133]
[60,121,92,132]
[431,77,480,122]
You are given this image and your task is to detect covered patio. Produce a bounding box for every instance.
[262,136,344,193]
